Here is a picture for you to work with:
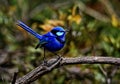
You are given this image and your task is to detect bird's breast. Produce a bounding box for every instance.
[43,37,65,52]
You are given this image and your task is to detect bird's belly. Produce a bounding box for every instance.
[44,42,64,52]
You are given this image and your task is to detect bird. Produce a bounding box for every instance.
[17,20,68,63]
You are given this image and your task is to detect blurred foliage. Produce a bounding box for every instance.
[0,0,120,84]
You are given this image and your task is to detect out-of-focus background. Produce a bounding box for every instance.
[0,0,120,84]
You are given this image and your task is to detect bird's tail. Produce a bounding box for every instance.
[17,20,42,39]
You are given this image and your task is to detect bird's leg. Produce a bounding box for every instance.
[43,47,47,65]
[35,43,40,49]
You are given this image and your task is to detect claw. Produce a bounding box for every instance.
[42,60,48,66]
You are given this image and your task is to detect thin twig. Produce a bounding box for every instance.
[99,0,116,16]
[76,1,110,22]
[98,64,107,77]
[106,65,119,84]
[110,65,119,77]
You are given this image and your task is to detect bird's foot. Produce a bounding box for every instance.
[43,60,48,66]
[41,56,62,70]
[56,55,62,62]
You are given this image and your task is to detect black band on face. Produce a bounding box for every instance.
[51,29,58,35]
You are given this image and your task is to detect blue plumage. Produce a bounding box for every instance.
[17,20,67,52]
[17,21,42,39]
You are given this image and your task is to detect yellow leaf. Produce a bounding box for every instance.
[45,19,64,26]
[39,19,65,32]
[39,24,54,32]
[8,6,16,15]
[67,5,82,24]
[111,15,119,27]
[68,14,82,24]
[59,11,67,20]
[72,5,77,16]
[31,23,38,29]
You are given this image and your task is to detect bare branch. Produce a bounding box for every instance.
[15,56,120,84]
[98,64,107,77]
[76,1,110,23]
[99,0,116,16]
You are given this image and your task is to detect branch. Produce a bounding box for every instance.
[76,1,110,23]
[15,56,120,84]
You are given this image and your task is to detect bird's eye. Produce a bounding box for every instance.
[56,31,64,36]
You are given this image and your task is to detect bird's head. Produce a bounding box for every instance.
[51,26,68,43]
[51,26,67,37]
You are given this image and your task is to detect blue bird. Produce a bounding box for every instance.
[17,20,67,63]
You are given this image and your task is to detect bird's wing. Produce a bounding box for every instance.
[35,35,56,49]
[35,40,48,49]
[17,20,42,39]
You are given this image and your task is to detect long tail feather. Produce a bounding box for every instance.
[17,20,42,39]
